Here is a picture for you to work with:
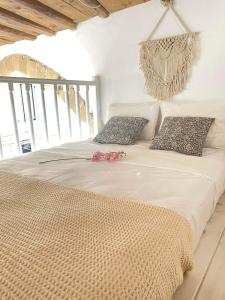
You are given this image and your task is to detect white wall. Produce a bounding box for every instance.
[0,0,225,120]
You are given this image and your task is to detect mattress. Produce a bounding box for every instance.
[1,140,225,249]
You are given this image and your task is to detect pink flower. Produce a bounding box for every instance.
[91,151,126,162]
[92,152,106,162]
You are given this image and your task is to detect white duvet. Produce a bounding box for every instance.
[1,140,225,250]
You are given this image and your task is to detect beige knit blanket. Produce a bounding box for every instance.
[0,171,193,300]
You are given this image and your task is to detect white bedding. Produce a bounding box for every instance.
[1,140,225,250]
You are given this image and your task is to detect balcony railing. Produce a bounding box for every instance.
[0,76,101,160]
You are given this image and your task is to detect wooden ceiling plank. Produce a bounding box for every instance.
[0,38,14,45]
[0,24,35,41]
[0,0,149,46]
[62,0,98,18]
[0,0,76,32]
[36,0,90,23]
[95,6,109,18]
[77,0,109,17]
[0,8,54,36]
[97,0,148,12]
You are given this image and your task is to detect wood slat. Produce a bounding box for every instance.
[0,8,54,36]
[174,194,225,300]
[8,82,21,154]
[0,0,76,32]
[98,0,149,12]
[196,230,225,300]
[36,0,91,23]
[61,0,98,18]
[78,0,109,17]
[0,24,35,41]
[75,85,82,139]
[53,84,61,140]
[65,84,72,139]
[0,38,14,45]
[85,85,91,137]
[40,84,49,144]
[0,135,3,159]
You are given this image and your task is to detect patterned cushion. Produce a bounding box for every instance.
[93,116,148,145]
[151,116,215,156]
[108,102,159,140]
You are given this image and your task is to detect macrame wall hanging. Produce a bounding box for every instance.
[140,0,198,100]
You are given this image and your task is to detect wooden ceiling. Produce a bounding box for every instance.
[0,0,149,46]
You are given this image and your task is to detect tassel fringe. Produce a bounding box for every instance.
[140,33,198,100]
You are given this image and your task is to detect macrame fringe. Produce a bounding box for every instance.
[140,32,198,100]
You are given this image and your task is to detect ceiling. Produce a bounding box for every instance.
[0,0,149,46]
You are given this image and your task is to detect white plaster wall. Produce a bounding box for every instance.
[0,0,225,120]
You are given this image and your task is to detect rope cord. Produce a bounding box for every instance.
[144,4,190,41]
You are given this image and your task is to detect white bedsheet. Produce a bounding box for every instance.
[1,140,225,250]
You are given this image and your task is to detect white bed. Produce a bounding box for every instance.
[1,140,225,250]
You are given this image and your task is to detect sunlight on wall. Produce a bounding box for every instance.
[0,29,95,80]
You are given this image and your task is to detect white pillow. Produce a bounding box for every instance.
[160,101,225,149]
[108,102,159,141]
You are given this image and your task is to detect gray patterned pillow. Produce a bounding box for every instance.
[93,116,148,145]
[151,116,215,156]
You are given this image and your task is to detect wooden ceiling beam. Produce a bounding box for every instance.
[36,0,92,23]
[77,0,109,18]
[0,24,35,41]
[97,0,150,13]
[0,8,54,36]
[0,0,77,32]
[0,38,14,45]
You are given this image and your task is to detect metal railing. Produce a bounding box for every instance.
[0,76,101,159]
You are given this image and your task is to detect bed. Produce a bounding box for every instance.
[1,140,225,250]
[1,100,225,299]
[0,139,225,299]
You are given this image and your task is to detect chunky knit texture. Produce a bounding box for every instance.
[0,171,193,300]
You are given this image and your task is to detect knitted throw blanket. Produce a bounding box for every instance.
[0,172,193,300]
